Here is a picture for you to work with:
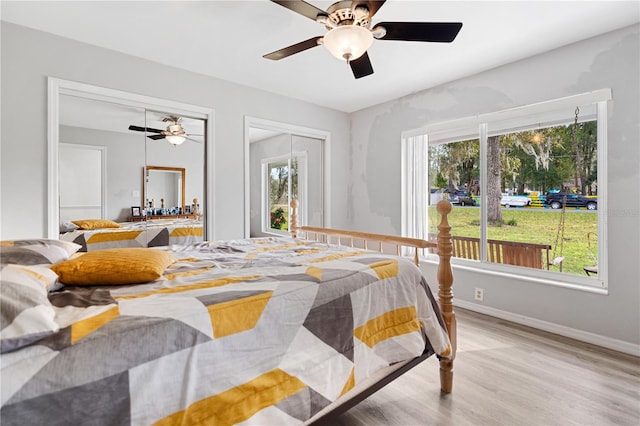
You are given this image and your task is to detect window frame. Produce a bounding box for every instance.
[402,90,610,292]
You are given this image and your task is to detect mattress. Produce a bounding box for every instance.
[1,237,450,425]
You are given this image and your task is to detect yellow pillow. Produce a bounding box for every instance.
[72,219,121,230]
[51,248,175,285]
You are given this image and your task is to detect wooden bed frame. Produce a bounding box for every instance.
[289,199,456,405]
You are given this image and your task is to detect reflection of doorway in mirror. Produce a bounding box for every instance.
[59,143,106,221]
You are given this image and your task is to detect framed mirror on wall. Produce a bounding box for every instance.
[48,77,215,240]
[144,166,186,216]
[244,116,330,238]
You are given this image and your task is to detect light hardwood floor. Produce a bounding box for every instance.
[334,308,640,426]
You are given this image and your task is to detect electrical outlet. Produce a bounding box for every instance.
[474,288,484,302]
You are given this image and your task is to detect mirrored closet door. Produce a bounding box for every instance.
[52,79,212,243]
[247,119,327,238]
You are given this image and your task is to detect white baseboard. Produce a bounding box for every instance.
[454,300,640,357]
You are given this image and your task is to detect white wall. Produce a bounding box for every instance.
[0,22,350,240]
[349,25,640,350]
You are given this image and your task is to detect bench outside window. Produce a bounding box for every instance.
[429,234,552,270]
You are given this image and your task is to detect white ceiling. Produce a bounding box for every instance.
[2,1,639,113]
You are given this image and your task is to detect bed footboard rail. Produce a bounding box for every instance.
[291,199,456,394]
[294,226,434,266]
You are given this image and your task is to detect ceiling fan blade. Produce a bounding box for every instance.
[263,36,323,60]
[147,134,166,140]
[128,125,163,133]
[185,136,202,144]
[350,52,374,79]
[352,0,386,18]
[270,0,327,21]
[376,22,463,42]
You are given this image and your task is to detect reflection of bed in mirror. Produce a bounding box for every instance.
[60,218,203,252]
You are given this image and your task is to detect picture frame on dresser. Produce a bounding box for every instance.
[131,206,141,217]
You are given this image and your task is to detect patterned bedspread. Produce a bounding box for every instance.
[1,237,450,425]
[60,218,203,251]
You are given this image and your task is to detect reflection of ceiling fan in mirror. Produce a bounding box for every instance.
[128,116,202,145]
[264,0,462,79]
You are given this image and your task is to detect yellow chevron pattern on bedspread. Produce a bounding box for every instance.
[70,305,120,344]
[85,230,143,244]
[369,259,399,280]
[207,291,273,338]
[155,369,306,426]
[113,275,262,300]
[170,227,203,237]
[2,237,451,426]
[163,266,216,281]
[354,306,421,348]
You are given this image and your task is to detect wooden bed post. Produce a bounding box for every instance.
[436,200,456,393]
[290,199,298,238]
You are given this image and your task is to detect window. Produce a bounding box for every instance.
[403,91,609,290]
[262,154,305,235]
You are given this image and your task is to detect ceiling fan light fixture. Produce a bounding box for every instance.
[166,135,186,145]
[323,25,373,62]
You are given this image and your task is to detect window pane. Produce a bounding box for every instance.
[291,157,299,209]
[268,160,289,232]
[486,113,598,276]
[428,139,481,261]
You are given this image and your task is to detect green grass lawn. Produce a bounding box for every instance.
[428,206,598,276]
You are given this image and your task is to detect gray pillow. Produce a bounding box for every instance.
[0,264,60,353]
[60,219,80,233]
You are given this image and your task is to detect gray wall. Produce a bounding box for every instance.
[0,22,350,240]
[349,24,640,348]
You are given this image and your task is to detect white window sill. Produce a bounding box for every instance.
[421,255,608,295]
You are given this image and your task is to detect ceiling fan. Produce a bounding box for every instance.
[128,116,201,145]
[263,0,462,79]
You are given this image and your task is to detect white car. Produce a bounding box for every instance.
[500,193,532,208]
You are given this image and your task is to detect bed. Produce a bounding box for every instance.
[60,218,204,252]
[1,201,455,425]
